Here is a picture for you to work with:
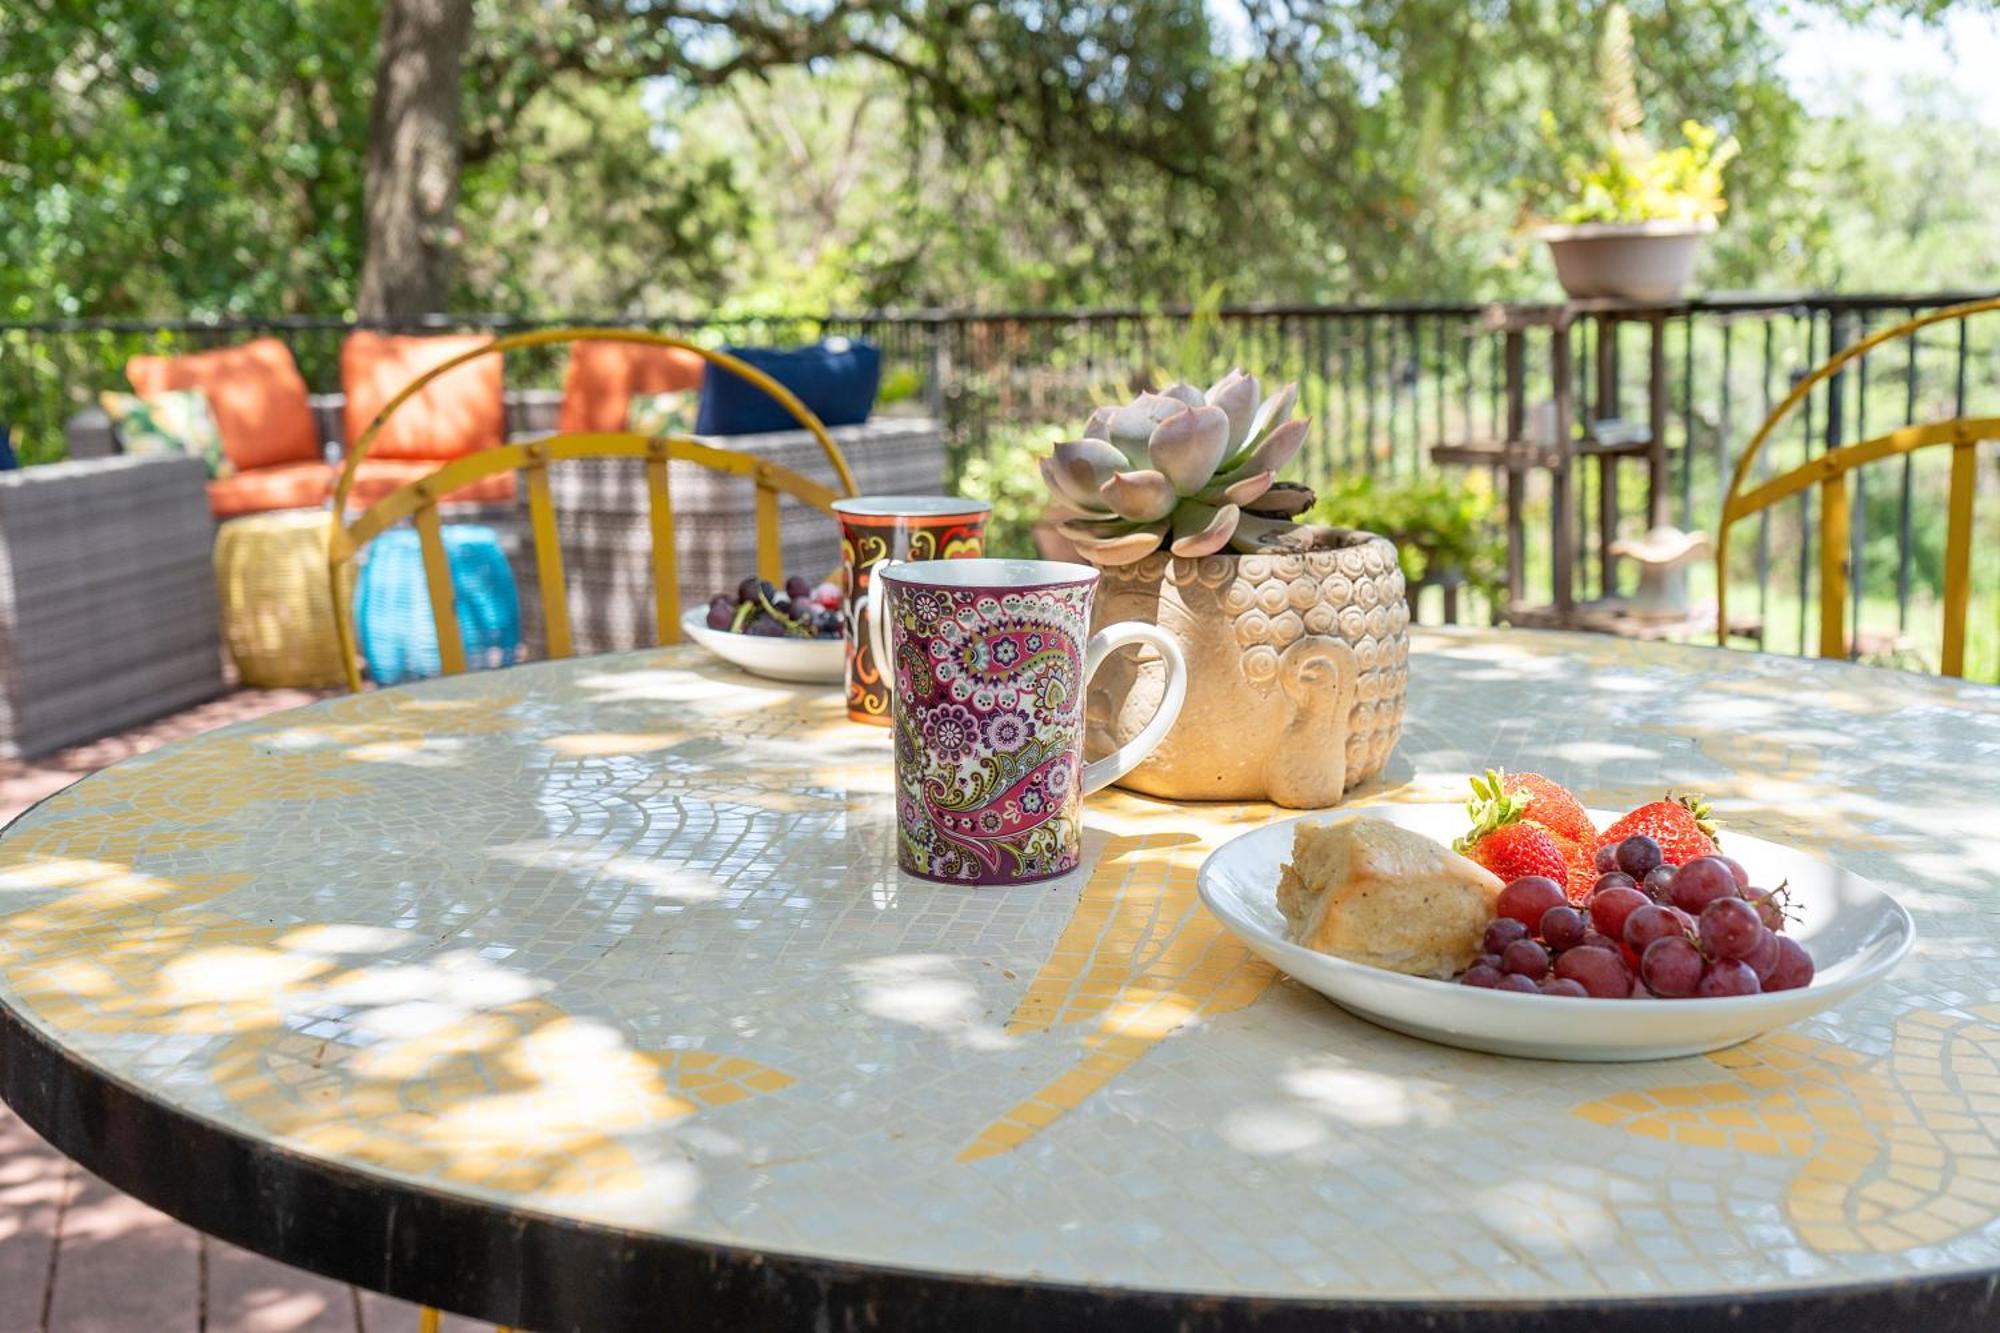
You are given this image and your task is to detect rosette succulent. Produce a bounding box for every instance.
[1040,370,1335,565]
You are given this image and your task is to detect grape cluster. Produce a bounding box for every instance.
[1459,834,1814,999]
[706,575,844,639]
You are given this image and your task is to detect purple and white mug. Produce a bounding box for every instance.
[873,559,1187,885]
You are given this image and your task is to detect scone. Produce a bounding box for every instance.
[1276,816,1504,979]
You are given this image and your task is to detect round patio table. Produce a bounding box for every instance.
[2,628,1997,1332]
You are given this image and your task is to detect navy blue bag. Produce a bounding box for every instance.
[695,339,882,436]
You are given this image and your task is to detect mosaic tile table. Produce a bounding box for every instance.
[1,628,1998,1332]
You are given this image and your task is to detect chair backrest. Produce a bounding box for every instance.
[327,328,861,693]
[1716,297,2000,678]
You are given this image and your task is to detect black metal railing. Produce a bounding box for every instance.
[3,294,1995,680]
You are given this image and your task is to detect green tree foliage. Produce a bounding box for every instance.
[1,0,374,317]
[4,0,1998,320]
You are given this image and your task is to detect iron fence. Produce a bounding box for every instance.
[3,294,1996,680]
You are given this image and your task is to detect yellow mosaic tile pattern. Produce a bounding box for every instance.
[1576,1009,2000,1254]
[959,819,1277,1161]
[0,853,793,1200]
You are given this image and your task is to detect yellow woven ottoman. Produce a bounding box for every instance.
[214,510,352,688]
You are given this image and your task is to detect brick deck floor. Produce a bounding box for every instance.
[1,689,490,1332]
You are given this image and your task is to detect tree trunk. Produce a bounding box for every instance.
[357,0,473,318]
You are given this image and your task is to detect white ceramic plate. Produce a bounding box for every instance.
[679,610,846,685]
[1197,804,1915,1062]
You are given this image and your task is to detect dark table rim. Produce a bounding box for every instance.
[6,992,1999,1332]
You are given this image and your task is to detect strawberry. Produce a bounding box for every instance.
[1454,776,1574,885]
[1459,820,1572,885]
[1463,770,1598,900]
[1593,793,1720,867]
[1497,771,1598,850]
[1556,838,1601,903]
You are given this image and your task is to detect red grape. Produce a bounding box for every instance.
[1482,917,1530,954]
[1624,902,1689,953]
[1554,945,1631,999]
[1745,927,1781,982]
[1592,870,1638,897]
[1502,939,1551,980]
[1641,936,1704,997]
[1495,973,1540,993]
[1697,959,1762,997]
[1699,897,1765,961]
[1767,936,1815,992]
[1462,963,1503,988]
[1594,843,1618,873]
[1642,864,1677,900]
[1475,952,1503,971]
[1580,929,1621,953]
[1541,978,1588,998]
[1615,834,1664,878]
[1669,857,1740,916]
[1589,886,1649,942]
[1496,877,1567,930]
[1713,855,1750,890]
[1539,904,1588,951]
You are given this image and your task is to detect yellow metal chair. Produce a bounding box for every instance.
[327,328,860,693]
[1717,297,1998,678]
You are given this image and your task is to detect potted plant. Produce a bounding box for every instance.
[1041,372,1409,808]
[1535,4,1738,301]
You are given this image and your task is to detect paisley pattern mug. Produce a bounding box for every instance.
[835,497,990,725]
[874,559,1187,885]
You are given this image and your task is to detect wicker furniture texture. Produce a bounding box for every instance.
[213,511,353,689]
[547,417,946,656]
[0,454,223,758]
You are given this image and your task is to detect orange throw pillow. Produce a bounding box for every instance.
[341,332,503,462]
[125,337,319,473]
[558,339,707,434]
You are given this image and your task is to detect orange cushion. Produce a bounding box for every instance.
[558,339,707,434]
[126,338,319,473]
[207,461,334,519]
[341,332,503,462]
[347,459,518,509]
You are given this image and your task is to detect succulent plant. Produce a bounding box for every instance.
[1039,370,1335,565]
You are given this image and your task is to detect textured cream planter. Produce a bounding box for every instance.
[1084,532,1410,808]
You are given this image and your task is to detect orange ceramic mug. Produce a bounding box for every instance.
[835,496,990,725]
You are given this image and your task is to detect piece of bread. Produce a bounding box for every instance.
[1276,816,1504,979]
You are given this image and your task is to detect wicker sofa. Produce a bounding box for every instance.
[0,454,224,757]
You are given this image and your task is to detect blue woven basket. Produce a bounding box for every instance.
[354,525,522,685]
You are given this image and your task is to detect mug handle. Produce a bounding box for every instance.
[1079,623,1188,796]
[859,559,901,700]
